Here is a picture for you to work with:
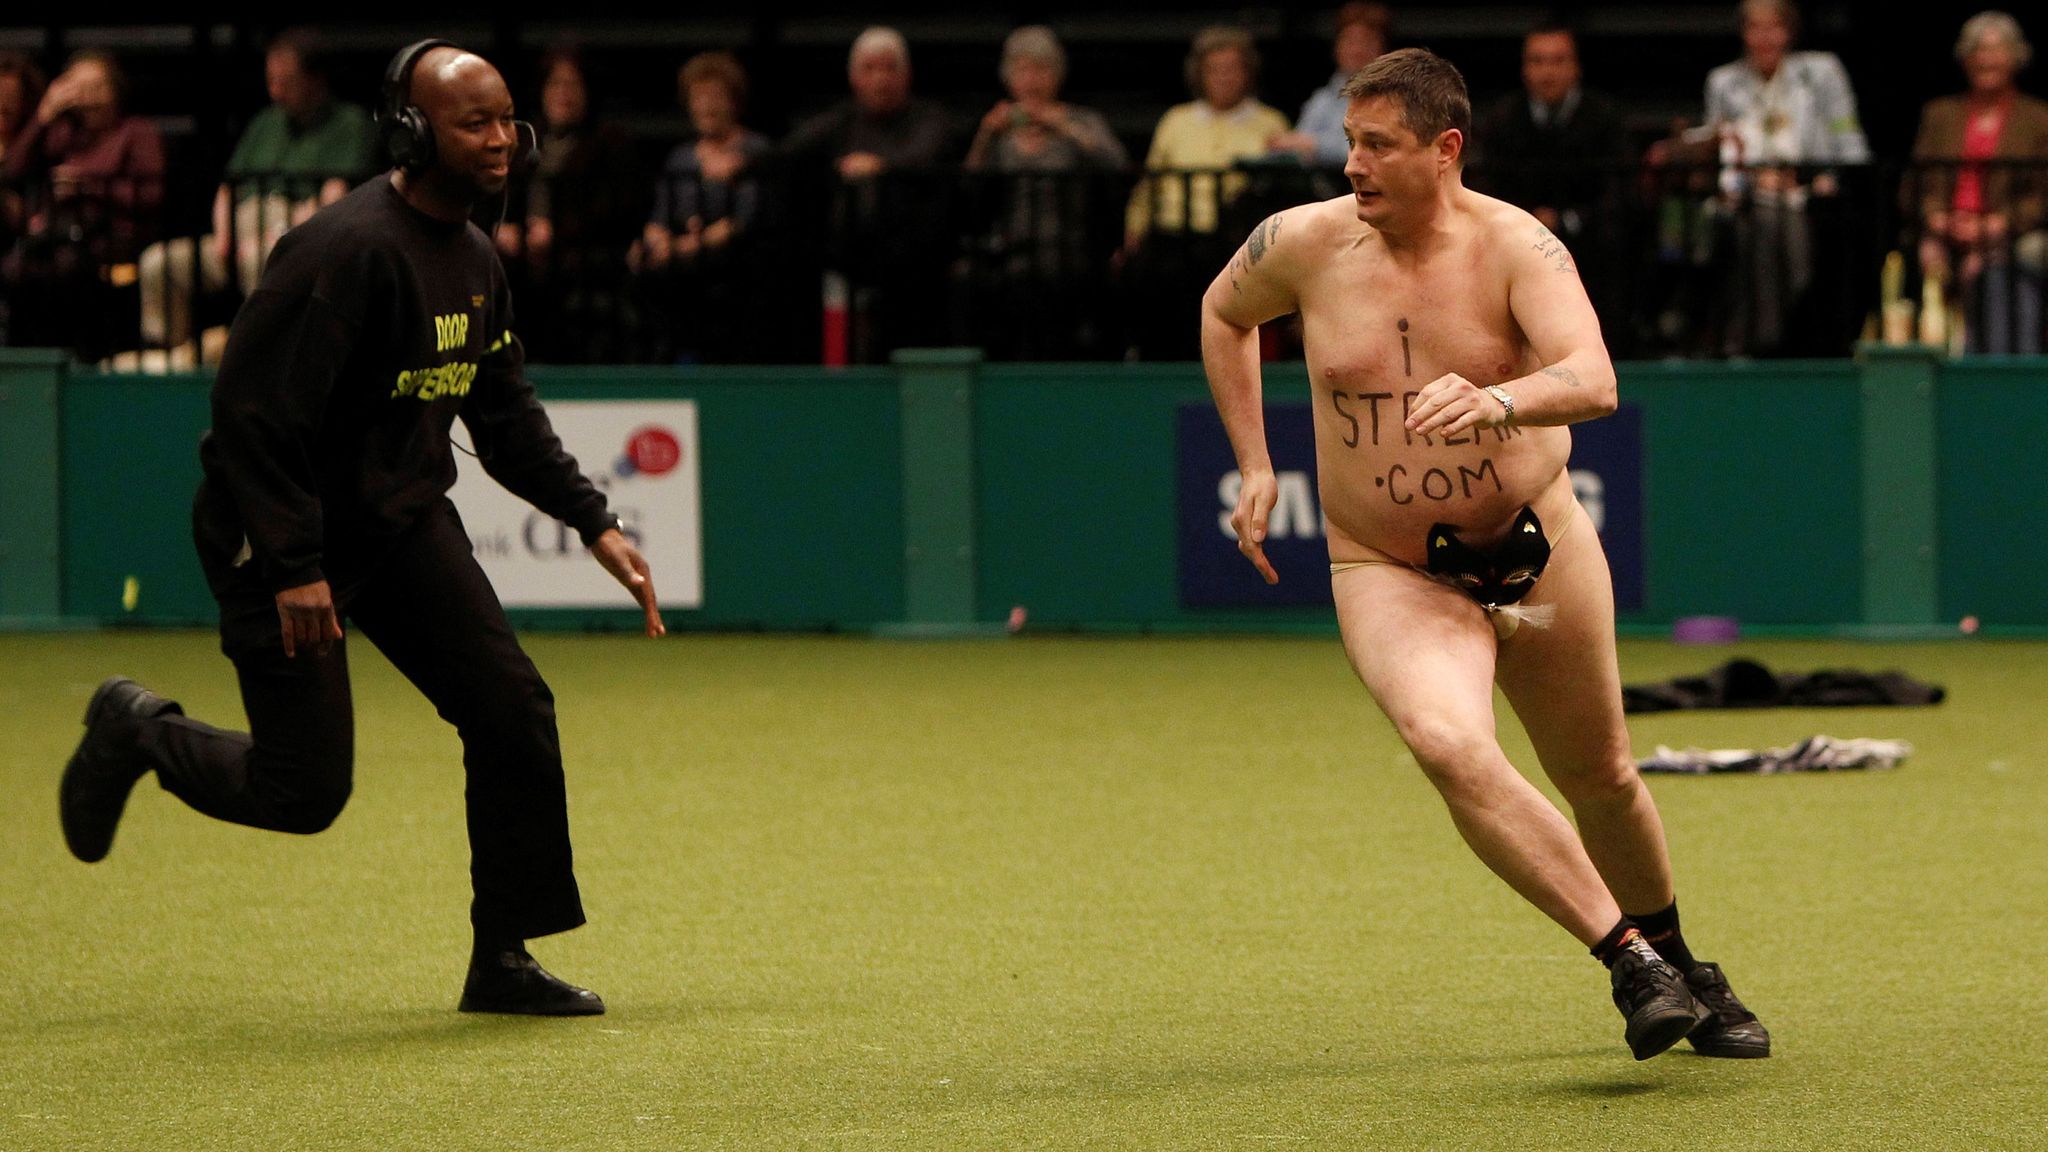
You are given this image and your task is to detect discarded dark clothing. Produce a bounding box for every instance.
[1622,658,1944,713]
[1639,736,1912,774]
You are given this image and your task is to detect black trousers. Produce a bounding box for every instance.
[140,498,585,941]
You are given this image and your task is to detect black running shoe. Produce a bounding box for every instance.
[60,677,182,863]
[1685,962,1771,1058]
[1611,947,1709,1060]
[459,949,606,1016]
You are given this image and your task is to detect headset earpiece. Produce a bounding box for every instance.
[386,103,434,170]
[380,37,459,171]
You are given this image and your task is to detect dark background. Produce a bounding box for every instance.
[0,3,2002,178]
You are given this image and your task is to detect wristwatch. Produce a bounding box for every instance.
[1483,385,1516,425]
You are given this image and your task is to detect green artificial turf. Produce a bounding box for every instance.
[2,631,2043,1150]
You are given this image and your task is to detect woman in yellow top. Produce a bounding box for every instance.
[1125,25,1292,244]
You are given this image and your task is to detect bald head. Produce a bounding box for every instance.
[404,45,517,197]
[848,27,910,116]
[409,46,509,122]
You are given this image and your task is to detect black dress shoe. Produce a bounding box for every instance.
[459,949,606,1016]
[60,677,182,863]
[1610,947,1708,1061]
[1685,962,1772,1058]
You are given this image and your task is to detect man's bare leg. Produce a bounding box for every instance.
[1494,503,1673,916]
[1332,562,1620,946]
[1495,503,1772,1057]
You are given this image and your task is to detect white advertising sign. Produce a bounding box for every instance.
[451,400,703,608]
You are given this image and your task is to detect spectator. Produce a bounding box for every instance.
[1,50,165,356]
[1912,10,2048,354]
[781,27,962,360]
[1707,1,1867,167]
[1473,27,1627,238]
[0,52,47,285]
[494,45,637,362]
[1469,26,1629,329]
[1703,0,1869,355]
[781,26,956,179]
[1268,3,1389,165]
[641,51,770,275]
[1125,26,1290,245]
[965,26,1126,173]
[497,46,636,266]
[1123,25,1289,358]
[961,26,1127,357]
[0,52,44,164]
[136,29,376,357]
[636,50,772,362]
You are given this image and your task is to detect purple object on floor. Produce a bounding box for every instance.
[1673,615,1740,644]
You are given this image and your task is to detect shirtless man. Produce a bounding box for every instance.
[1201,48,1769,1061]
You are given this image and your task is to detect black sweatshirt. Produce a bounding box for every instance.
[195,175,613,592]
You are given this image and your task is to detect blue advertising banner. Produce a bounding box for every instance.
[1176,403,1644,611]
[1176,404,1332,607]
[1566,404,1645,612]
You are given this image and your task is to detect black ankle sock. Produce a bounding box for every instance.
[1629,900,1698,973]
[1590,917,1643,969]
[472,933,523,965]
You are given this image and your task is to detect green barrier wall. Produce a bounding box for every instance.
[1620,361,1863,627]
[60,374,213,624]
[1935,358,2048,626]
[14,350,2042,634]
[973,364,1305,630]
[0,349,67,624]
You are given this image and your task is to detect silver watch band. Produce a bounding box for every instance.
[1484,385,1515,425]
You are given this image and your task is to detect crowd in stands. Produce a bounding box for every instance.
[0,3,2043,367]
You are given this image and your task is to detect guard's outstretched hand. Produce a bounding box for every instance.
[591,528,664,637]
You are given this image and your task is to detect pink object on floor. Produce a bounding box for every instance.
[1673,616,1740,644]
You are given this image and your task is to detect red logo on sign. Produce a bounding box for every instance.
[625,426,682,477]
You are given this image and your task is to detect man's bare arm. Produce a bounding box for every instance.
[1407,216,1617,438]
[1497,220,1617,424]
[1201,209,1302,462]
[1200,209,1304,583]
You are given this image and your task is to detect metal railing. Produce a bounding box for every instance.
[1893,158,2046,355]
[0,171,166,362]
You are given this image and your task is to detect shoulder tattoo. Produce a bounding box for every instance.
[1246,212,1282,267]
[1531,224,1576,274]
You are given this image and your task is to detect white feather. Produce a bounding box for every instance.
[1492,602,1557,629]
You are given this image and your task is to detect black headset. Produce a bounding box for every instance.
[381,38,454,171]
[379,38,540,173]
